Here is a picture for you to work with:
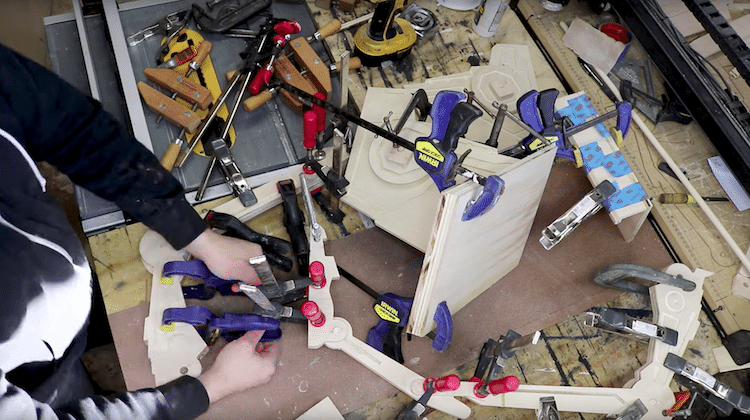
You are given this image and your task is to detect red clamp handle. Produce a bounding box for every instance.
[248,66,273,96]
[312,92,326,134]
[486,376,519,395]
[301,301,325,327]
[272,34,287,49]
[309,261,326,288]
[303,110,318,149]
[274,20,302,37]
[423,374,460,392]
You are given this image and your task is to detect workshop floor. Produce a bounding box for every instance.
[0,0,128,394]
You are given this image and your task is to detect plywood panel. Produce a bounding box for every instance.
[409,146,557,336]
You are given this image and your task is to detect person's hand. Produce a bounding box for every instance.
[183,228,263,285]
[198,330,279,403]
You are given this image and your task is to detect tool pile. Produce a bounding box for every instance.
[125,1,750,419]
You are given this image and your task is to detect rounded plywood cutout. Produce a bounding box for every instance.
[471,68,520,117]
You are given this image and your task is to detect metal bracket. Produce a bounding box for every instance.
[539,180,616,250]
[536,397,559,420]
[585,307,678,346]
[616,399,647,420]
[664,352,750,415]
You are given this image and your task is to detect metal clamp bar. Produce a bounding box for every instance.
[593,263,696,294]
[584,307,678,346]
[101,0,154,151]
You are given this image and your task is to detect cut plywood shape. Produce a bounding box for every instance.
[343,87,529,251]
[342,50,558,337]
[554,92,652,242]
[408,145,557,336]
[713,345,750,373]
[405,44,538,149]
[343,45,538,250]
[296,397,344,420]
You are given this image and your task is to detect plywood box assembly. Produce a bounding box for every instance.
[342,44,559,337]
[342,44,653,337]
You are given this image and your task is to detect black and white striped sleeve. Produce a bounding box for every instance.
[0,371,209,420]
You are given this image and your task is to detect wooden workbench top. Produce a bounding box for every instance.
[87,0,745,418]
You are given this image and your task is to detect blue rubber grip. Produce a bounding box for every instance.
[367,320,390,351]
[366,293,413,351]
[212,313,281,332]
[432,301,453,352]
[615,101,632,138]
[462,175,505,221]
[163,306,215,326]
[427,90,466,142]
[517,90,544,132]
[164,260,233,289]
[537,89,559,133]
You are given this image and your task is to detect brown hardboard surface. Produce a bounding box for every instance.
[108,161,673,419]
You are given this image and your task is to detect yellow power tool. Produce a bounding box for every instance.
[353,0,417,66]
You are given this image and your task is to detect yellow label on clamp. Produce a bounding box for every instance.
[374,301,401,324]
[415,140,445,170]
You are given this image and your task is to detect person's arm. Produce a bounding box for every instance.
[0,370,209,420]
[0,331,278,420]
[0,44,265,285]
[0,42,204,250]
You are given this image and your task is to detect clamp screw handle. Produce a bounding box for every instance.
[309,261,326,288]
[303,110,318,149]
[424,374,460,392]
[301,301,325,327]
[486,375,519,395]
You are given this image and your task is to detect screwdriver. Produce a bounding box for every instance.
[658,193,729,204]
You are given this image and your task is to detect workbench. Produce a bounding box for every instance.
[83,0,750,418]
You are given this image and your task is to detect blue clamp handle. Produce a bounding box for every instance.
[164,260,235,289]
[415,98,483,192]
[426,90,466,142]
[432,301,453,352]
[517,90,544,134]
[163,307,282,341]
[366,294,454,360]
[537,88,560,137]
[462,175,505,221]
[615,101,632,138]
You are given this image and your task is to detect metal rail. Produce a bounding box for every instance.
[612,0,750,193]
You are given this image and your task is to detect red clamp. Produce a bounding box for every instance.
[472,375,519,398]
[302,301,325,327]
[274,20,302,37]
[309,261,326,288]
[423,374,460,392]
[303,110,317,174]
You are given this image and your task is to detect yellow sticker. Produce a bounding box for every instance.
[160,276,173,285]
[573,148,583,168]
[528,138,545,150]
[161,323,175,331]
[374,301,401,324]
[415,141,444,170]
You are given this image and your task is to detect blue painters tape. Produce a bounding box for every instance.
[605,181,649,212]
[558,94,610,138]
[579,143,632,178]
[557,94,648,212]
